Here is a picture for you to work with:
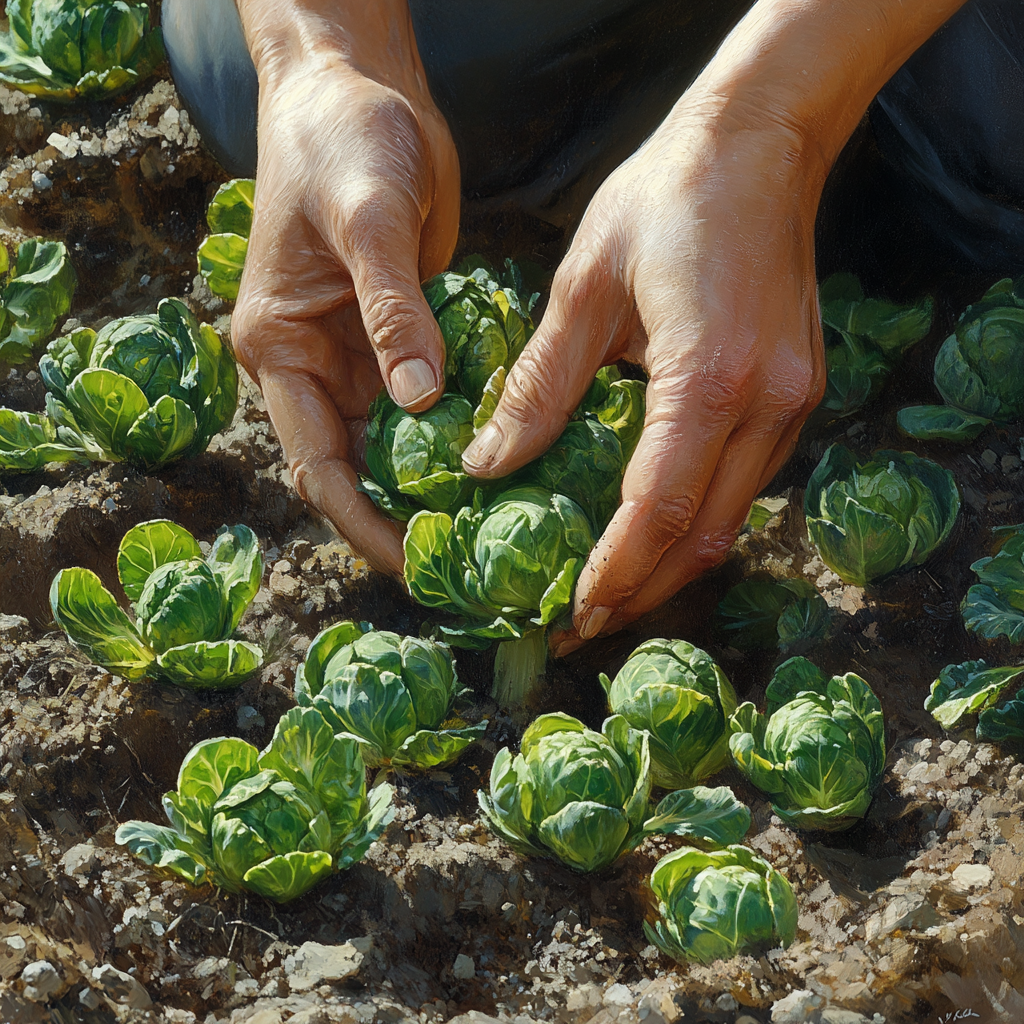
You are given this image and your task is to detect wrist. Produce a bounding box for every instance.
[235,0,427,97]
[672,0,969,181]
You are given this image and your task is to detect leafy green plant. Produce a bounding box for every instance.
[51,518,264,688]
[294,620,486,770]
[924,660,1024,729]
[645,844,797,965]
[364,392,477,520]
[976,699,1024,746]
[0,238,76,364]
[478,712,751,873]
[0,0,163,102]
[405,486,594,709]
[818,274,933,418]
[961,524,1024,644]
[804,445,960,587]
[0,407,85,471]
[599,639,737,790]
[715,577,830,652]
[729,657,886,830]
[116,706,394,902]
[899,278,1024,441]
[197,179,254,301]
[26,297,238,471]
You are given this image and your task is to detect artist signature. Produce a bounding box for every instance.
[936,1011,980,1023]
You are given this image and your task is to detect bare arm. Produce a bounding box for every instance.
[461,0,969,649]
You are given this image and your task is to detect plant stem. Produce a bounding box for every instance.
[492,628,547,712]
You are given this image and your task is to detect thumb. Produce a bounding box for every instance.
[334,192,447,413]
[463,250,626,478]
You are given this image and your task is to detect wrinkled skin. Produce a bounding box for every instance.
[234,0,968,640]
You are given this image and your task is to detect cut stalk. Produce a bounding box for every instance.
[492,628,547,712]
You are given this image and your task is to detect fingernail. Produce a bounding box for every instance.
[463,421,503,472]
[553,637,584,658]
[390,358,438,408]
[578,604,614,640]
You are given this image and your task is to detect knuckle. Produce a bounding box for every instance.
[689,530,738,573]
[551,248,607,319]
[502,352,568,430]
[361,291,424,353]
[642,495,697,545]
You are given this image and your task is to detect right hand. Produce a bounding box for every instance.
[231,2,459,576]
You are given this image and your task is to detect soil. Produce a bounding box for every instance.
[1,45,1024,1024]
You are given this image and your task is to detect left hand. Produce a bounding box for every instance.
[461,104,827,652]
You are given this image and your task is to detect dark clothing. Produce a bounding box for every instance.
[162,0,1024,277]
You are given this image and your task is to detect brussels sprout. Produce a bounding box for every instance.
[478,712,751,873]
[924,660,1024,730]
[961,524,1024,644]
[295,620,486,770]
[817,274,933,418]
[425,263,536,406]
[644,844,797,965]
[197,179,254,301]
[30,298,238,471]
[715,577,831,652]
[0,238,77,365]
[0,0,163,102]
[512,368,646,533]
[364,391,476,519]
[729,657,886,831]
[804,445,960,587]
[599,639,738,790]
[116,706,395,902]
[899,278,1024,441]
[405,486,595,708]
[0,406,85,471]
[50,518,264,688]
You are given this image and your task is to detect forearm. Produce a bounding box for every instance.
[234,0,426,94]
[677,0,970,187]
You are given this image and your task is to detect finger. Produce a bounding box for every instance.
[260,367,405,578]
[570,359,748,637]
[600,416,804,630]
[462,249,629,477]
[322,184,447,414]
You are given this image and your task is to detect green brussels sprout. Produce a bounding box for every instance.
[479,712,751,873]
[50,518,264,688]
[295,620,486,770]
[197,179,254,301]
[32,298,238,471]
[644,844,797,965]
[924,660,1024,730]
[405,486,595,708]
[961,523,1024,644]
[425,263,536,406]
[0,0,163,101]
[0,406,85,471]
[0,238,77,365]
[512,368,646,533]
[363,391,476,519]
[804,445,960,587]
[729,657,886,831]
[899,278,1024,441]
[116,706,395,902]
[715,577,831,652]
[599,639,738,790]
[817,274,933,419]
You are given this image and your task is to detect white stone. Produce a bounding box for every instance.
[603,982,633,1008]
[61,842,100,876]
[21,960,62,1002]
[284,938,371,992]
[91,964,152,1009]
[952,863,994,889]
[771,989,823,1024]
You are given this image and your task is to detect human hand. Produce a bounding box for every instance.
[231,0,459,576]
[462,109,826,650]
